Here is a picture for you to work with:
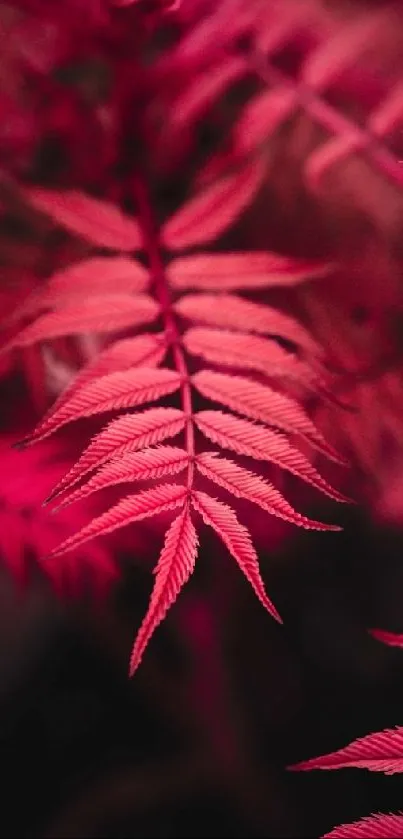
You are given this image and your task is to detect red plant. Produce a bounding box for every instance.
[1,178,347,674]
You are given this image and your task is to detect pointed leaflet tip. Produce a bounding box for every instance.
[46,484,187,559]
[25,188,143,251]
[129,505,198,676]
[27,366,182,443]
[45,407,186,504]
[192,490,282,622]
[321,811,403,839]
[288,726,403,774]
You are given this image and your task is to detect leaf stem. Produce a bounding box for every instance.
[133,176,195,489]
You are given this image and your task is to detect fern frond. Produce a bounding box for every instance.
[197,453,340,532]
[21,367,182,441]
[161,158,265,250]
[192,489,281,621]
[10,164,348,674]
[322,812,403,839]
[168,252,329,291]
[48,256,150,297]
[184,328,314,382]
[196,410,349,503]
[1,294,160,352]
[370,629,403,648]
[22,334,167,447]
[176,293,321,356]
[46,408,186,502]
[25,188,142,250]
[47,484,187,558]
[290,726,403,775]
[193,370,344,463]
[129,504,198,675]
[54,447,189,510]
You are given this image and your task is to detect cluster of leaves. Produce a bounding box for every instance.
[2,175,348,675]
[290,632,403,837]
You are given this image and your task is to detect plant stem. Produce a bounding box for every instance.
[133,176,195,490]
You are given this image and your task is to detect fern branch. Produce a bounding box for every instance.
[252,53,403,190]
[133,176,195,491]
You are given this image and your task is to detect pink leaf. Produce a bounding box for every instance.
[46,408,186,502]
[161,159,265,250]
[1,295,160,351]
[196,410,348,503]
[47,484,187,558]
[25,334,167,446]
[301,14,385,91]
[170,55,248,130]
[129,505,198,675]
[234,87,296,156]
[167,252,329,291]
[56,447,189,510]
[176,293,321,356]
[289,726,403,774]
[184,327,315,382]
[197,453,339,531]
[24,367,182,441]
[25,188,142,251]
[48,256,149,296]
[370,629,403,648]
[193,370,344,463]
[192,490,281,620]
[322,812,403,839]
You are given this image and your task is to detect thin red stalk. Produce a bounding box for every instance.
[133,177,195,489]
[253,54,403,189]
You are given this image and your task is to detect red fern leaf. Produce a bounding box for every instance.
[170,55,248,131]
[176,293,321,356]
[47,484,187,558]
[1,295,160,352]
[192,490,281,621]
[24,367,182,441]
[55,447,189,510]
[234,87,296,156]
[184,328,315,382]
[370,629,403,647]
[192,370,344,463]
[25,188,142,251]
[24,334,167,446]
[197,453,340,531]
[48,256,149,296]
[129,504,198,675]
[196,411,349,503]
[289,726,403,774]
[161,159,265,250]
[167,252,329,291]
[322,812,403,839]
[46,408,186,502]
[7,258,149,325]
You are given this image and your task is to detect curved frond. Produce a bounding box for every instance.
[24,367,182,441]
[290,727,403,775]
[161,159,265,250]
[196,410,349,503]
[129,505,198,675]
[1,294,160,352]
[25,188,142,251]
[192,489,281,621]
[197,453,340,531]
[55,447,189,510]
[47,484,187,558]
[168,252,329,291]
[322,812,403,839]
[46,408,186,502]
[193,370,344,463]
[176,293,321,356]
